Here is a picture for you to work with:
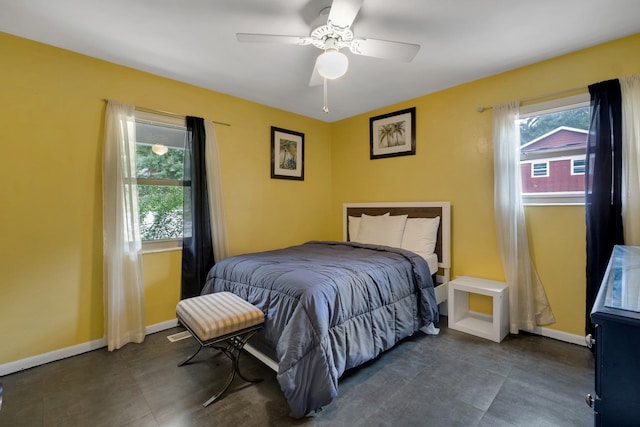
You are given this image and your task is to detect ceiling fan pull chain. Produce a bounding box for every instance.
[323,77,329,113]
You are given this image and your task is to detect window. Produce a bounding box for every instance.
[134,111,186,251]
[531,161,549,177]
[518,94,590,205]
[572,158,586,175]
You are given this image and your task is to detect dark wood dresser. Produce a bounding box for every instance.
[588,245,640,426]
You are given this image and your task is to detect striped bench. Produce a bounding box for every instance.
[176,292,265,407]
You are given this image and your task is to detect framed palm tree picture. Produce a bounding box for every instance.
[369,107,416,159]
[271,126,304,180]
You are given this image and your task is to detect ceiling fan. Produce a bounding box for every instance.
[236,0,420,112]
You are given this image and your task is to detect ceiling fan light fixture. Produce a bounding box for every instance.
[151,144,169,155]
[315,49,348,80]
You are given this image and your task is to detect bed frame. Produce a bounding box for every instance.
[245,201,451,373]
[343,201,451,305]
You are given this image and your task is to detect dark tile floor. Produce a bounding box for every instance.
[0,318,595,426]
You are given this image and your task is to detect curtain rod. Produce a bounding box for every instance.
[104,99,231,126]
[476,85,587,113]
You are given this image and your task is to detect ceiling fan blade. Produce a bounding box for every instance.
[328,0,364,29]
[350,38,420,62]
[236,33,311,45]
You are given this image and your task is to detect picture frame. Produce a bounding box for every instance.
[369,107,416,159]
[271,126,304,180]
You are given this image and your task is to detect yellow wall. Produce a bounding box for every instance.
[1,29,639,367]
[0,32,333,365]
[330,33,640,336]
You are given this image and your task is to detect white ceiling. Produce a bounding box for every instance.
[1,0,639,122]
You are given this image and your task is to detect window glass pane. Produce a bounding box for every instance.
[135,122,185,181]
[138,184,184,240]
[136,144,184,180]
[518,102,589,205]
[134,118,186,242]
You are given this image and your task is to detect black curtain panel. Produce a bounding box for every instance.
[585,79,623,336]
[181,116,215,299]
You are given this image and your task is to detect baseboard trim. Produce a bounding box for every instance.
[0,319,585,377]
[530,326,587,347]
[146,319,180,335]
[0,319,179,376]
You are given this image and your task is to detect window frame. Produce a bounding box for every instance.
[519,93,590,206]
[134,110,186,253]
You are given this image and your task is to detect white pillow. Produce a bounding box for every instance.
[401,216,440,256]
[348,216,361,241]
[354,214,408,247]
[348,213,389,241]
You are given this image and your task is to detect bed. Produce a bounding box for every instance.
[200,201,451,418]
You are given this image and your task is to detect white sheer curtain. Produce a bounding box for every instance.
[102,100,146,351]
[493,101,555,333]
[204,119,229,261]
[621,74,640,245]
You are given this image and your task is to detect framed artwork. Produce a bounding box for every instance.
[271,126,304,180]
[369,107,416,159]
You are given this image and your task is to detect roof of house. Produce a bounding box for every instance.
[521,127,588,154]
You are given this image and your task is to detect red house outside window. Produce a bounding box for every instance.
[520,127,587,194]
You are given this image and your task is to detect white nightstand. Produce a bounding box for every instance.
[448,276,509,342]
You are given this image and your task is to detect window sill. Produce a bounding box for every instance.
[141,239,182,254]
[523,192,584,206]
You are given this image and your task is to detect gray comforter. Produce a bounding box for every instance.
[201,241,438,418]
